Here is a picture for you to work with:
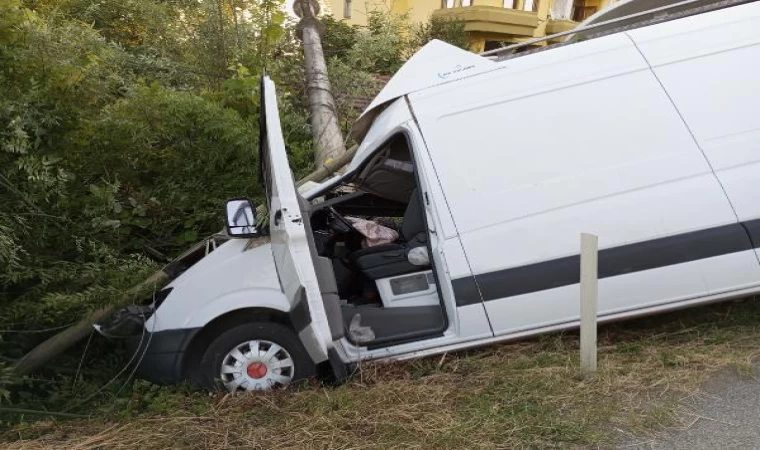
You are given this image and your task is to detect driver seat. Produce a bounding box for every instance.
[349,190,430,280]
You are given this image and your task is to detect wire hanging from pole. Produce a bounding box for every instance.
[61,288,157,413]
[72,330,94,390]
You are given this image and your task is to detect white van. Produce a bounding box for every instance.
[102,1,760,391]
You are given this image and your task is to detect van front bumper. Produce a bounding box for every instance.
[96,306,200,385]
[125,328,200,385]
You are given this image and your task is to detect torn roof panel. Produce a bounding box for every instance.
[349,39,495,142]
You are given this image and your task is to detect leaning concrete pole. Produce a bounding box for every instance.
[294,0,347,167]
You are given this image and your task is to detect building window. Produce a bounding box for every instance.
[484,41,501,52]
[572,0,597,21]
[445,0,471,7]
[550,0,574,20]
[344,0,352,18]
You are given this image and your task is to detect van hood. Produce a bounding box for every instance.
[165,238,279,293]
[350,39,494,143]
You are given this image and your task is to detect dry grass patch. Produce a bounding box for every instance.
[5,298,760,449]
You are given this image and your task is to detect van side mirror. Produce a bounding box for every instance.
[224,198,258,238]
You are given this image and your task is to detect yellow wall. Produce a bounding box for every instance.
[327,0,392,26]
[398,0,442,24]
[327,0,441,27]
[477,0,504,7]
[326,0,618,43]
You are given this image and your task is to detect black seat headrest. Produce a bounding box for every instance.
[401,190,425,241]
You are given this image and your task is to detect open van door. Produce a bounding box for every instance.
[259,75,339,366]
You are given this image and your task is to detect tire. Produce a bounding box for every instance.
[196,322,315,392]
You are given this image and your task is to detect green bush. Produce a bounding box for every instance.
[413,16,469,50]
[69,84,260,253]
[0,0,468,423]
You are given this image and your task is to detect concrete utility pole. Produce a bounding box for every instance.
[294,0,347,167]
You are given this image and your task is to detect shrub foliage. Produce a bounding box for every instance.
[0,0,467,420]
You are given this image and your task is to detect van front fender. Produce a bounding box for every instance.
[174,288,291,330]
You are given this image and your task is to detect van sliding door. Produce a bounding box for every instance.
[627,2,760,264]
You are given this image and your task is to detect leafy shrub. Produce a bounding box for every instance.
[0,0,467,424]
[413,16,469,50]
[69,84,260,253]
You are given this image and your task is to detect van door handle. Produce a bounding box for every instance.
[274,209,283,226]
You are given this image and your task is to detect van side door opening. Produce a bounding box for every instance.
[306,133,448,347]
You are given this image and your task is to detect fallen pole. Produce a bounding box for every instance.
[580,233,598,376]
[296,144,357,187]
[12,270,169,377]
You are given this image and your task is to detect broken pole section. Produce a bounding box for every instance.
[580,232,598,376]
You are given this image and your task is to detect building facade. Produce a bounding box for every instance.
[327,0,618,52]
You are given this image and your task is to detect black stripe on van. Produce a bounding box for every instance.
[742,219,760,250]
[452,276,483,307]
[453,219,760,307]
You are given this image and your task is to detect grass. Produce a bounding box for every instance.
[5,297,760,449]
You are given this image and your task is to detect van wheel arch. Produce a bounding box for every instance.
[183,307,294,383]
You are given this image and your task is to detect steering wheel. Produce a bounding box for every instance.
[327,207,354,234]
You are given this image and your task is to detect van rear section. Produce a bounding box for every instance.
[403,1,760,338]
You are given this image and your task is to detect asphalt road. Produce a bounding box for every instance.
[621,366,760,449]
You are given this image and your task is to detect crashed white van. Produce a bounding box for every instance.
[102,1,760,391]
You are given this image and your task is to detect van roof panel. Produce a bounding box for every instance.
[350,40,495,143]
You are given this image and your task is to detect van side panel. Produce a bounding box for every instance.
[408,32,760,336]
[627,2,760,256]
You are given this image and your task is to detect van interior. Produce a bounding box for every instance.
[304,134,446,347]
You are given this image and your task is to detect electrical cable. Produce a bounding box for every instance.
[72,330,94,390]
[0,322,78,334]
[115,306,157,396]
[61,298,151,413]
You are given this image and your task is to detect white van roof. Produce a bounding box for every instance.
[349,40,495,143]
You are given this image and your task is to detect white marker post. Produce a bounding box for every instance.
[580,233,598,376]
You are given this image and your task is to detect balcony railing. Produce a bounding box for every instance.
[435,0,594,41]
[442,0,539,11]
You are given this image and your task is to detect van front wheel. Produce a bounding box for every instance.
[197,322,315,392]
